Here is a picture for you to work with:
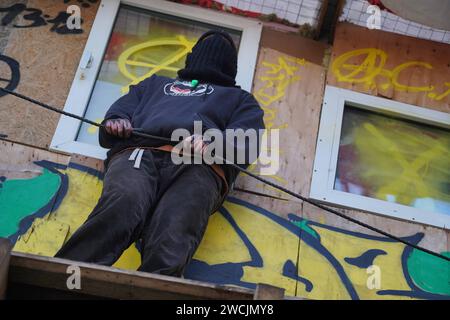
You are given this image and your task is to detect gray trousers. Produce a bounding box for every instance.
[55,148,223,276]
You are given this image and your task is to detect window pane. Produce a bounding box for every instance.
[335,105,450,215]
[76,5,241,145]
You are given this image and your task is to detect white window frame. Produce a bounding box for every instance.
[310,85,450,229]
[50,0,262,159]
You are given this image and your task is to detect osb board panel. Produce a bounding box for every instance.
[327,22,450,113]
[0,0,28,54]
[235,47,326,202]
[260,27,329,66]
[296,202,450,299]
[0,139,69,179]
[70,153,104,173]
[230,190,301,220]
[0,0,100,148]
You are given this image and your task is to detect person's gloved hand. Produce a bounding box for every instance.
[104,118,132,138]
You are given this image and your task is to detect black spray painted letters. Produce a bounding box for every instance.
[0,54,20,97]
[0,1,98,35]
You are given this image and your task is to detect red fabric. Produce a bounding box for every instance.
[170,0,262,19]
[367,0,393,13]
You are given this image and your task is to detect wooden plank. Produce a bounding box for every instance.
[236,47,326,201]
[260,27,329,65]
[327,22,450,112]
[0,140,69,179]
[254,283,285,300]
[69,153,105,173]
[229,190,299,220]
[0,238,12,299]
[9,252,255,300]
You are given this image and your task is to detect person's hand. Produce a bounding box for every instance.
[104,118,132,138]
[182,134,209,155]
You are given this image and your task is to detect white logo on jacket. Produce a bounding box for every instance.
[163,80,214,97]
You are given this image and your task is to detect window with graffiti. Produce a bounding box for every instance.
[335,105,450,215]
[310,86,450,228]
[76,4,241,145]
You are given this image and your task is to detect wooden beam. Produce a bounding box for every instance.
[260,27,329,65]
[254,283,285,300]
[0,238,12,299]
[9,252,255,300]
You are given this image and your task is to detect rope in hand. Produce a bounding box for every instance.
[1,87,449,262]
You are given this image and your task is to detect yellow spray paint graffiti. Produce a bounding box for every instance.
[336,107,450,213]
[250,55,307,187]
[331,48,450,101]
[85,35,196,135]
[357,123,449,206]
[189,198,450,299]
[118,35,196,94]
[4,160,448,299]
[254,55,306,129]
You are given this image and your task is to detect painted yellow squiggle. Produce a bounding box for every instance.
[332,48,449,101]
[346,114,450,208]
[251,55,307,187]
[118,35,196,94]
[254,56,307,129]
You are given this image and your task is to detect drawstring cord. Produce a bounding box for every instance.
[0,86,449,263]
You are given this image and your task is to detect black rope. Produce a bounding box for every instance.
[233,187,289,201]
[0,88,172,143]
[1,86,449,263]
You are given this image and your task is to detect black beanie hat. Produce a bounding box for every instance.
[178,30,238,87]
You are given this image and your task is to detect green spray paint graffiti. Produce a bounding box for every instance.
[0,166,62,239]
[0,160,449,299]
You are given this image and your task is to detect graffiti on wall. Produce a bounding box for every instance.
[1,159,448,299]
[249,55,307,189]
[331,48,450,102]
[188,198,450,299]
[336,106,450,215]
[84,34,196,135]
[117,35,196,94]
[0,54,20,97]
[0,1,98,35]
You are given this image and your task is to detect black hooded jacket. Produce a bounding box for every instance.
[99,74,265,186]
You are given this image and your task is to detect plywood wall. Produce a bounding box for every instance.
[0,0,100,148]
[327,22,450,113]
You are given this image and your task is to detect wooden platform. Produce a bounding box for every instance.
[0,239,12,299]
[5,252,286,300]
